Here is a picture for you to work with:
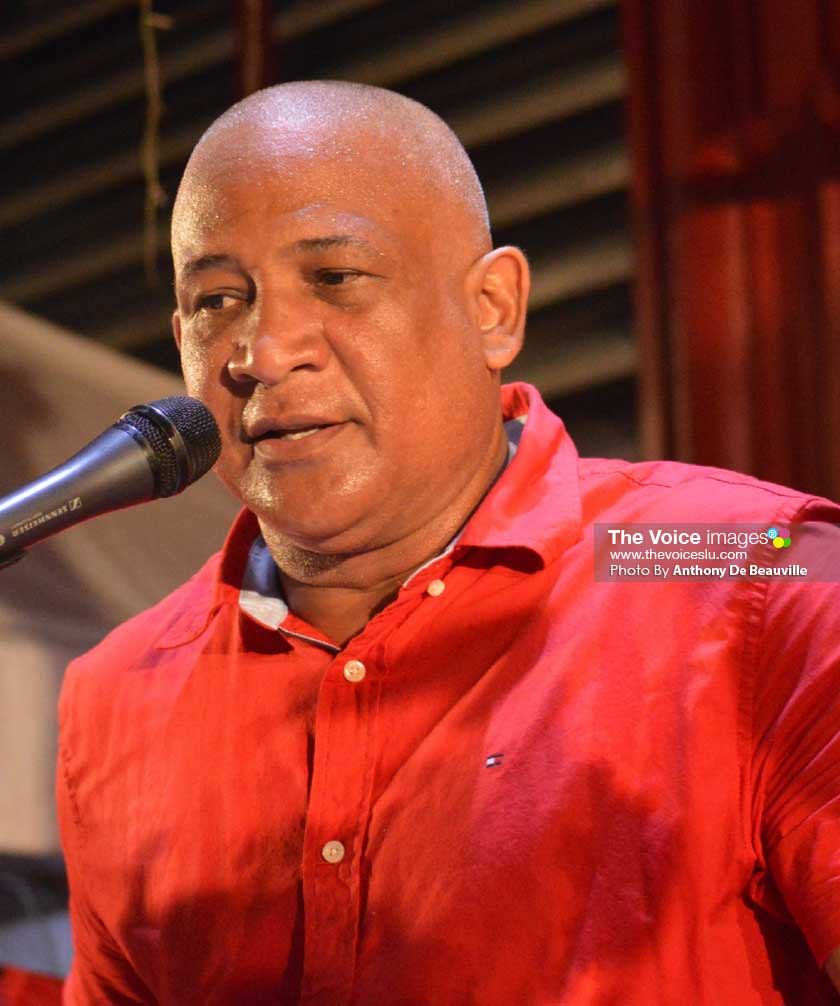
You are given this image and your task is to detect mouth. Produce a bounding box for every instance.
[242,413,345,444]
[246,423,335,443]
[241,416,350,460]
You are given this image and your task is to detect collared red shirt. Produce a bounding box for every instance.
[58,382,840,1005]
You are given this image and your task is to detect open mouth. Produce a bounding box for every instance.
[246,423,338,444]
[266,425,329,441]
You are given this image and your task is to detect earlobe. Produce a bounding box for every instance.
[470,246,530,372]
[172,310,183,353]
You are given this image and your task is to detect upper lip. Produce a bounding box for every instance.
[242,414,345,442]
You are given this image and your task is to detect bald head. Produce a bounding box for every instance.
[173,81,491,265]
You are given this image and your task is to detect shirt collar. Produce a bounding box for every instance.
[456,382,583,564]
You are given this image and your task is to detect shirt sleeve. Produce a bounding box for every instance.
[57,673,155,1006]
[750,520,840,966]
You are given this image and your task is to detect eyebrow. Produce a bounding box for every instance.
[178,235,384,282]
[179,253,243,280]
[286,235,381,255]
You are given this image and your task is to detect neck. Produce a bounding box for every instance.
[260,429,508,647]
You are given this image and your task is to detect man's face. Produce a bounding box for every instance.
[172,128,502,553]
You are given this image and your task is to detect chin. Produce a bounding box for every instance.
[230,458,388,548]
[236,484,367,554]
[267,521,385,560]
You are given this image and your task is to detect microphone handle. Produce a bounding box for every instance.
[0,425,157,564]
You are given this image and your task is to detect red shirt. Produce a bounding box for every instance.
[58,383,840,1005]
[0,968,63,1006]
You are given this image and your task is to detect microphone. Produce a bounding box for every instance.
[0,396,221,569]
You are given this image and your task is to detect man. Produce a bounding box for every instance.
[57,81,840,1004]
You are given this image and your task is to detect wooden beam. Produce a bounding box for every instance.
[0,0,135,61]
[234,0,274,98]
[328,0,618,86]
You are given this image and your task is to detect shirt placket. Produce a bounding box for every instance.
[295,551,460,1005]
[298,634,385,1006]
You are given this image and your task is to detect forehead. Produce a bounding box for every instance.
[172,123,425,268]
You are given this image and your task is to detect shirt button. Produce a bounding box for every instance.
[343,659,366,682]
[426,579,446,597]
[322,840,346,864]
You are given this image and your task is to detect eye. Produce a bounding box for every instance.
[196,292,241,312]
[315,269,360,287]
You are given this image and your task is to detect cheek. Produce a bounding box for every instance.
[178,337,215,397]
[178,333,241,415]
[178,337,246,450]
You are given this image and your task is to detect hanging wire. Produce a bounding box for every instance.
[138,2,174,286]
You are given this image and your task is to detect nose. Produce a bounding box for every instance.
[226,298,329,386]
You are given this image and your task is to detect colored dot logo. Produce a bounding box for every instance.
[767,527,792,549]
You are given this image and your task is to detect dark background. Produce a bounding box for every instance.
[0,0,638,460]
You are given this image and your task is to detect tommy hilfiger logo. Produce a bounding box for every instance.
[485,752,505,768]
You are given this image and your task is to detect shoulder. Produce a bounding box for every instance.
[578,456,840,525]
[61,508,259,693]
[79,549,221,663]
[58,549,224,724]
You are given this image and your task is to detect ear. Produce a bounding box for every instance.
[172,309,183,353]
[466,246,530,372]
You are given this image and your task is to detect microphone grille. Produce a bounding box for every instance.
[120,396,221,497]
[148,396,221,483]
